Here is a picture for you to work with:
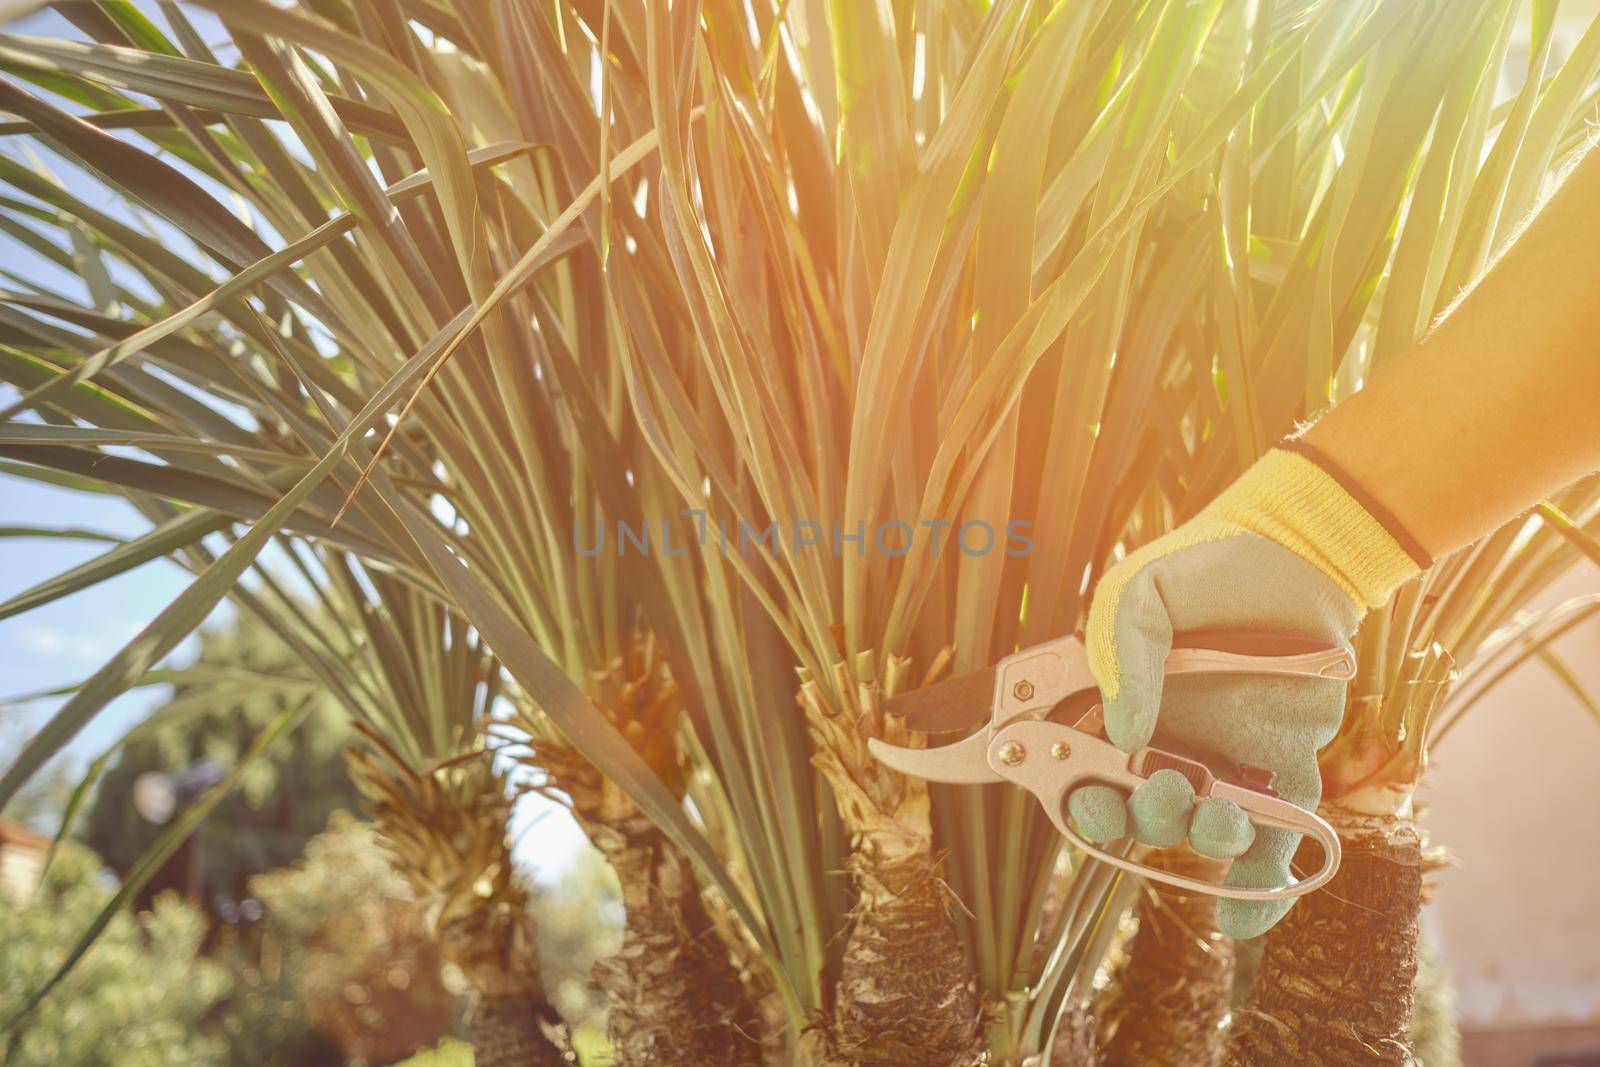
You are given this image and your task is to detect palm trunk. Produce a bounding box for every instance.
[587,814,768,1065]
[468,983,570,1067]
[1222,799,1422,1067]
[1094,845,1234,1066]
[433,902,568,1067]
[830,843,984,1066]
[530,633,767,1065]
[428,857,568,1067]
[803,654,986,1067]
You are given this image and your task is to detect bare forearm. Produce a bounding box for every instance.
[1305,142,1600,558]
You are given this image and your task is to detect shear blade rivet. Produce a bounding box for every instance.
[998,741,1026,766]
[1050,741,1070,760]
[1014,680,1035,701]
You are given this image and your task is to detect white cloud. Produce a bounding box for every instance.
[16,622,132,664]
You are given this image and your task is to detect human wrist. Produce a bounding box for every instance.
[1201,445,1430,610]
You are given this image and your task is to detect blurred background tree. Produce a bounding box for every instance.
[219,806,619,1065]
[82,614,362,914]
[0,841,231,1067]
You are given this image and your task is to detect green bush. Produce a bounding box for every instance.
[0,842,231,1067]
[393,1038,474,1067]
[221,811,458,1067]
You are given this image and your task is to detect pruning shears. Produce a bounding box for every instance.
[867,632,1356,900]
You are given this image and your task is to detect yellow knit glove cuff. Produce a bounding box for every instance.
[1202,447,1426,610]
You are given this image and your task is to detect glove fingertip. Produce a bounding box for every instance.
[1190,798,1255,860]
[1102,693,1156,752]
[1127,768,1194,847]
[1216,897,1295,941]
[1067,785,1128,844]
[1214,827,1303,937]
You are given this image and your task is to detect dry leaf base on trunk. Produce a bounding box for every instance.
[1095,845,1235,1067]
[829,846,986,1067]
[589,816,768,1067]
[1223,808,1423,1067]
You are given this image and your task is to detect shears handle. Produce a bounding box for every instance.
[1060,785,1341,901]
[995,631,1354,723]
[989,719,1341,900]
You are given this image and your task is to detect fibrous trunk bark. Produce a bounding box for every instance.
[1095,845,1234,1066]
[830,844,985,1066]
[590,815,768,1066]
[1222,806,1422,1067]
[468,984,570,1067]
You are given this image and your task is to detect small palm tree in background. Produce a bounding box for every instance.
[2,2,1600,1065]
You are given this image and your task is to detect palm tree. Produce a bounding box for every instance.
[3,2,1600,1065]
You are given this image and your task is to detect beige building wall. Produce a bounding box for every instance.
[1429,9,1600,1052]
[1423,563,1600,1032]
[0,819,47,899]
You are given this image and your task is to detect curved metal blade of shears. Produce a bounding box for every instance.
[866,731,1002,784]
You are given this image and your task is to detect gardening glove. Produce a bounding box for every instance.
[1067,441,1430,939]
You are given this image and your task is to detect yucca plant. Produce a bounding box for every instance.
[1218,514,1600,1067]
[325,588,569,1067]
[1081,4,1600,1063]
[349,739,566,1067]
[1220,503,1600,1067]
[3,1,1600,1065]
[590,1,1596,1062]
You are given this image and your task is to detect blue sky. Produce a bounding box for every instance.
[0,2,588,879]
[0,5,231,790]
[0,475,204,762]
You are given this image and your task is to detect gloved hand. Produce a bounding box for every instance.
[1067,442,1429,938]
